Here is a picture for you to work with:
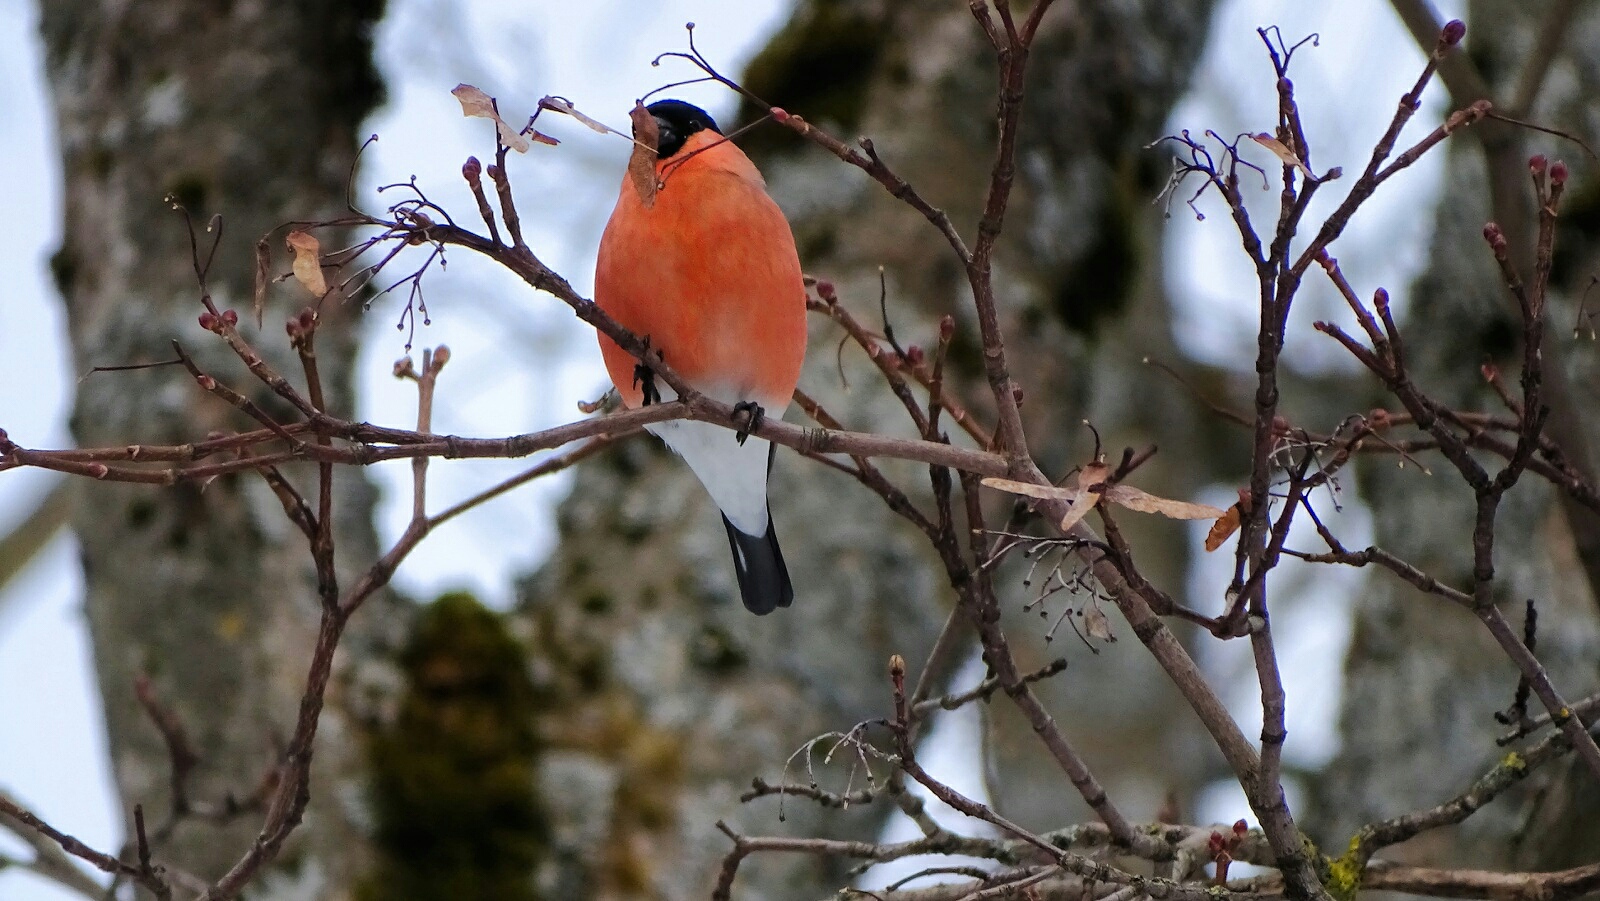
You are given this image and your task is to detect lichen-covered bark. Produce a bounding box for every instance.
[519,2,1218,898]
[39,2,390,892]
[1317,0,1600,870]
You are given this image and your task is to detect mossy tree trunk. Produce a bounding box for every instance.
[39,2,391,893]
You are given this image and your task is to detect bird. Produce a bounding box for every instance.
[593,98,807,614]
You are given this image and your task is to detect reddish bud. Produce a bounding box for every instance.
[1529,154,1548,175]
[285,318,301,339]
[393,357,416,379]
[815,279,837,302]
[486,164,503,181]
[1233,819,1248,837]
[1373,287,1390,308]
[1483,222,1507,254]
[904,344,924,365]
[939,315,956,341]
[0,426,11,447]
[463,156,482,181]
[1369,408,1392,430]
[221,309,238,328]
[1208,832,1226,854]
[770,106,789,124]
[298,308,317,330]
[432,345,452,367]
[1011,384,1024,406]
[198,311,218,331]
[89,463,109,480]
[1441,19,1466,46]
[1481,362,1499,382]
[1551,160,1569,185]
[196,375,216,390]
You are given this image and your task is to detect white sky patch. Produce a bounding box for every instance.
[1164,0,1461,374]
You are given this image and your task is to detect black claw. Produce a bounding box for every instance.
[633,337,661,406]
[732,401,765,446]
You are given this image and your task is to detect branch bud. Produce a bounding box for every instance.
[939,315,956,341]
[431,345,452,368]
[815,279,837,302]
[1440,19,1466,47]
[1551,160,1568,185]
[463,156,482,181]
[1011,384,1024,406]
[904,344,924,365]
[221,310,238,328]
[888,654,905,678]
[1529,154,1547,176]
[197,311,218,332]
[1483,221,1507,254]
[770,106,789,124]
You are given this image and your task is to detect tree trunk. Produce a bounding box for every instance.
[40,1,390,892]
[517,2,1218,898]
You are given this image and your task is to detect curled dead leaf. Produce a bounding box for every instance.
[1058,461,1109,531]
[1249,132,1314,179]
[984,462,1225,533]
[1103,485,1225,520]
[284,231,327,298]
[1082,600,1116,642]
[628,102,659,208]
[1204,505,1242,552]
[539,96,618,136]
[452,83,533,153]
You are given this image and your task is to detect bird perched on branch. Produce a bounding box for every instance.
[594,99,807,614]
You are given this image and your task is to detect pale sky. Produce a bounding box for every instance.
[0,0,1456,897]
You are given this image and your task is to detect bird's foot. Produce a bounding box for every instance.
[732,401,765,446]
[633,337,662,406]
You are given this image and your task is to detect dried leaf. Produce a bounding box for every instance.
[539,96,618,136]
[1058,462,1109,531]
[1250,132,1314,179]
[253,236,271,328]
[452,83,532,153]
[1104,485,1226,520]
[1082,600,1116,642]
[1205,505,1242,552]
[627,102,659,208]
[979,477,1076,501]
[284,231,327,298]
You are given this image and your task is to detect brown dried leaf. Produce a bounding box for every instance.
[979,477,1077,501]
[1205,505,1242,552]
[452,83,532,153]
[539,96,617,136]
[1082,599,1116,642]
[1059,462,1109,531]
[253,236,271,328]
[627,102,659,208]
[1104,485,1226,520]
[284,231,327,298]
[1250,133,1314,179]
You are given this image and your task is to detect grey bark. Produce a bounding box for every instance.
[40,2,391,893]
[518,2,1218,898]
[1317,0,1600,872]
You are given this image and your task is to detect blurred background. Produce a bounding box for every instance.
[6,0,1598,899]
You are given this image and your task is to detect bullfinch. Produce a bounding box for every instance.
[594,99,807,614]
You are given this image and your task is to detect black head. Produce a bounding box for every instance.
[646,99,720,160]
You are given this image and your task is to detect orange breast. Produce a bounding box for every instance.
[594,133,806,409]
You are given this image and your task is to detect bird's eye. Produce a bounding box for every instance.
[653,117,679,157]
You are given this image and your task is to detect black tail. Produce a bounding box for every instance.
[722,513,794,614]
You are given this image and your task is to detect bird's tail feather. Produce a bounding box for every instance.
[722,512,793,614]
